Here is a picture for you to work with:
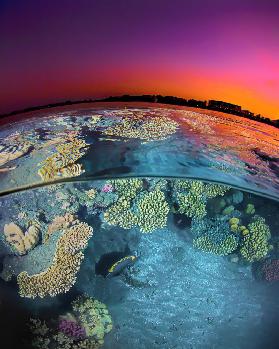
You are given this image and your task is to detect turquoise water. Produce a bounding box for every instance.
[0,104,279,349]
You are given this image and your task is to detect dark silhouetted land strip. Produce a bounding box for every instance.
[0,95,278,128]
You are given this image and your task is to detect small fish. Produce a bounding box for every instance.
[106,255,137,278]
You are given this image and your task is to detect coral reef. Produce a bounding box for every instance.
[0,135,32,167]
[193,234,238,256]
[4,222,40,255]
[38,138,88,181]
[174,180,230,219]
[191,217,238,256]
[240,216,271,262]
[102,112,179,142]
[27,295,112,348]
[137,190,169,233]
[17,221,93,298]
[27,296,112,348]
[104,179,169,233]
[103,178,142,229]
[58,318,86,340]
[72,296,113,344]
[44,213,78,243]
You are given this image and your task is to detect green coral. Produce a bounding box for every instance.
[104,179,169,233]
[174,179,230,219]
[191,217,238,256]
[103,179,142,229]
[193,234,238,256]
[104,196,138,229]
[177,191,207,219]
[72,296,112,344]
[137,190,169,233]
[240,216,271,262]
[28,296,112,349]
[109,178,143,199]
[204,183,230,198]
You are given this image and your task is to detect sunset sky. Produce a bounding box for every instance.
[0,0,278,118]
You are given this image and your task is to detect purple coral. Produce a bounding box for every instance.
[58,319,86,340]
[101,183,113,193]
[261,259,279,282]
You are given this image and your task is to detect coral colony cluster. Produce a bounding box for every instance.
[0,109,278,348]
[28,295,113,349]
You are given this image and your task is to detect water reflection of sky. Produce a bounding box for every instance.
[0,103,278,200]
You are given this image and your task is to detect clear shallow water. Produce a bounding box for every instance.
[0,103,279,349]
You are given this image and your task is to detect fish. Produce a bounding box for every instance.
[106,255,137,278]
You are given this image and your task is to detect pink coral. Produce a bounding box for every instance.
[101,183,113,193]
[261,259,279,282]
[58,319,86,340]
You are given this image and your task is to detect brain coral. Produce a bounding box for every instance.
[17,221,93,298]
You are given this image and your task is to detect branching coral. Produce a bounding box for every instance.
[103,179,142,229]
[28,295,112,349]
[17,221,93,298]
[38,138,88,181]
[174,179,230,219]
[136,190,169,233]
[104,196,138,229]
[72,296,113,344]
[4,222,40,255]
[193,235,238,256]
[191,217,238,256]
[240,216,271,262]
[104,179,169,233]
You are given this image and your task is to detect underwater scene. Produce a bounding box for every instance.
[0,104,279,349]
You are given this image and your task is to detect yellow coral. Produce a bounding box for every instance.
[104,178,169,233]
[4,222,39,255]
[17,221,93,298]
[85,189,97,199]
[137,190,169,233]
[44,213,78,243]
[204,183,230,198]
[229,217,240,225]
[174,179,230,219]
[240,216,270,262]
[72,296,113,345]
[103,113,178,142]
[38,138,88,181]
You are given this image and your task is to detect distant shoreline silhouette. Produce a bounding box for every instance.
[0,94,278,129]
